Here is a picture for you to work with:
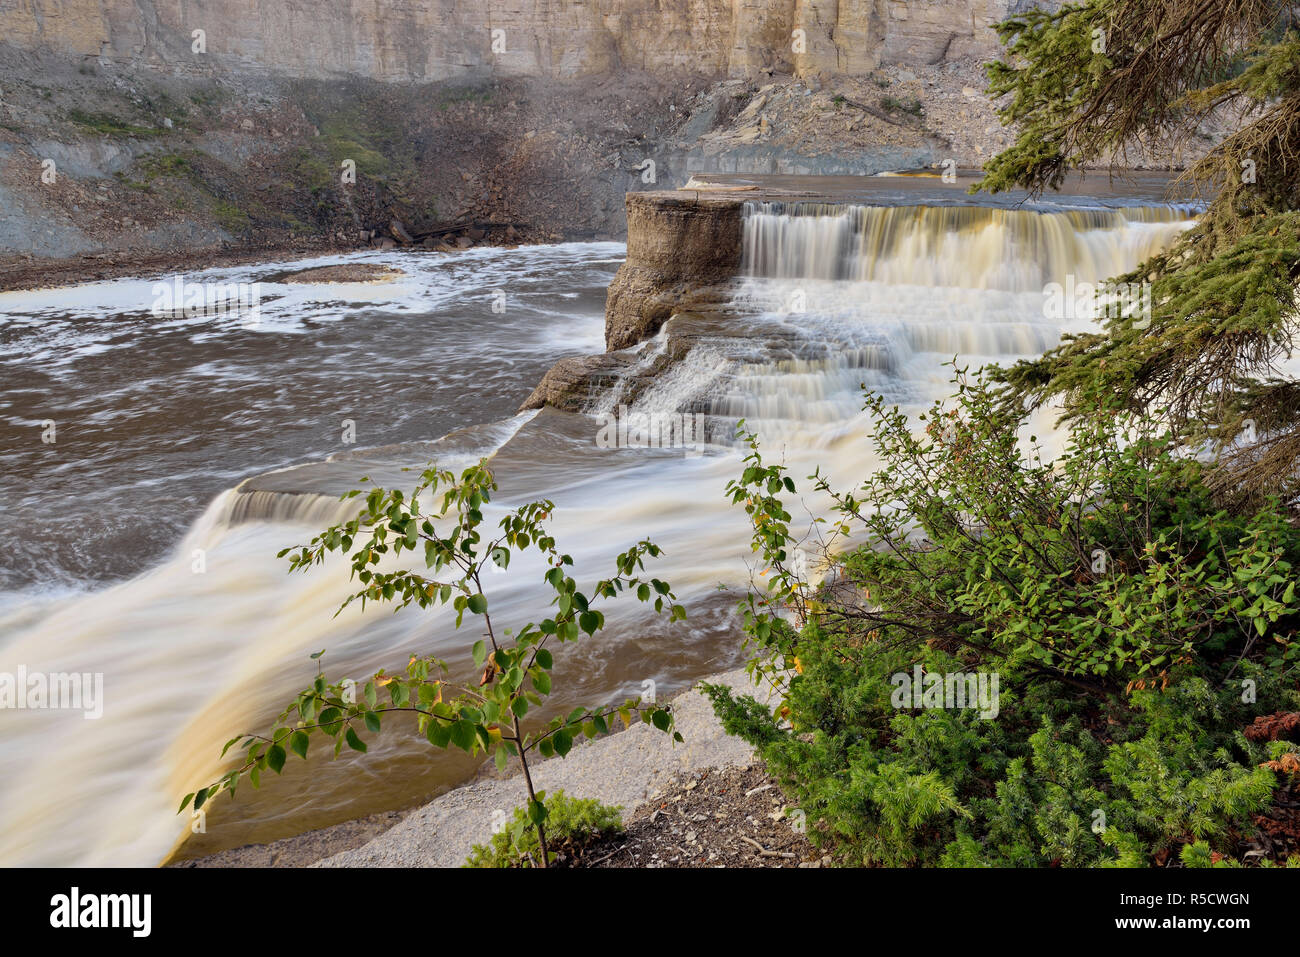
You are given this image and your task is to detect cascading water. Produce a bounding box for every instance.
[0,197,1197,867]
[740,201,1198,286]
[687,201,1199,444]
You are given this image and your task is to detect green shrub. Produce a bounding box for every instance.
[68,108,160,137]
[881,96,923,117]
[710,369,1300,866]
[211,199,252,234]
[180,462,682,868]
[465,791,623,868]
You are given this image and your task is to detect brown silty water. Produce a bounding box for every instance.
[0,175,1198,865]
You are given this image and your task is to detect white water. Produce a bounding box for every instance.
[0,202,1197,866]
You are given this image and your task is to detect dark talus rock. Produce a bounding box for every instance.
[389,218,415,243]
[604,191,744,351]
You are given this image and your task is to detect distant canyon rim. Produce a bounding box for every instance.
[0,0,1222,286]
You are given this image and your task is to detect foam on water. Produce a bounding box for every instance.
[0,205,1198,866]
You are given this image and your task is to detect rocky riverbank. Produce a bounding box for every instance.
[173,667,784,868]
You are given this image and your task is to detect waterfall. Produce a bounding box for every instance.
[740,201,1198,290]
[614,201,1198,444]
[0,200,1200,867]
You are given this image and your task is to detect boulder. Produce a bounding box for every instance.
[518,353,635,413]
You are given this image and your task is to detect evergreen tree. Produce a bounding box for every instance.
[977,0,1300,504]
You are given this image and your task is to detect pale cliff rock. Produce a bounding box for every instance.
[520,189,746,412]
[604,191,743,351]
[0,0,1034,82]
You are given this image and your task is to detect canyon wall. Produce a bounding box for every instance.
[0,0,1026,82]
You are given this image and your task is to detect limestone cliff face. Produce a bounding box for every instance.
[0,0,1024,82]
[604,191,743,351]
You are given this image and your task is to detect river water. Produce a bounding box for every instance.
[0,192,1197,866]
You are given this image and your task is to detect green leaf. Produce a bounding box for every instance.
[467,593,488,615]
[553,729,573,757]
[319,707,343,733]
[450,720,476,751]
[267,744,287,774]
[427,720,452,749]
[527,798,548,825]
[364,711,382,734]
[289,730,310,760]
[345,727,368,752]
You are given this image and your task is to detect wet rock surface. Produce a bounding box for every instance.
[519,353,638,412]
[269,263,404,283]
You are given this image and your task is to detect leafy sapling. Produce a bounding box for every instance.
[179,461,686,867]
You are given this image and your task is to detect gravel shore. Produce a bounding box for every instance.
[179,667,773,868]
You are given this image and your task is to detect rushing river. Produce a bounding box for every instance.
[0,194,1197,866]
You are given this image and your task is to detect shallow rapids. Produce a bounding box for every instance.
[0,197,1197,866]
